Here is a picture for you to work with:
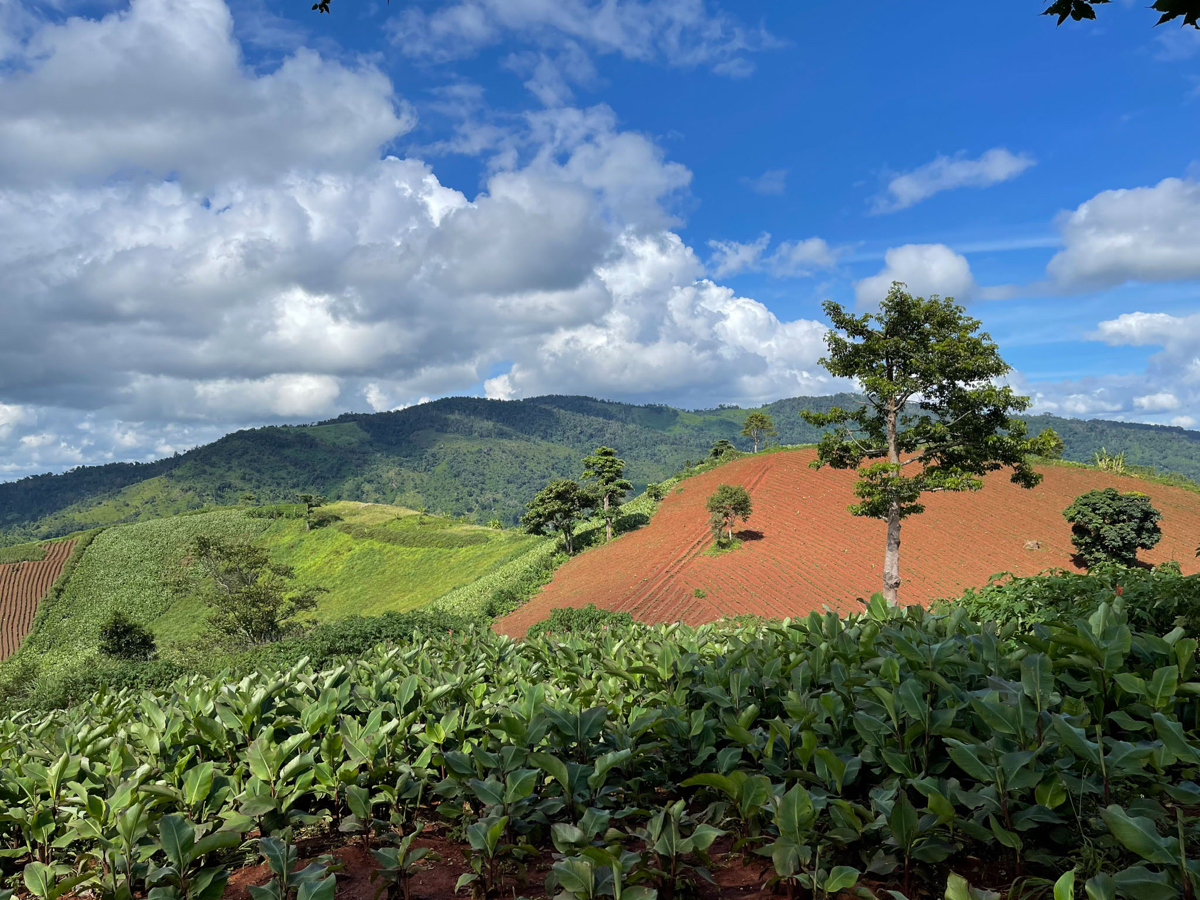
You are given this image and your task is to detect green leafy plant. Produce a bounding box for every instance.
[247,836,338,900]
[1063,488,1163,567]
[370,832,432,900]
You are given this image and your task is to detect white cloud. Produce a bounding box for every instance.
[707,233,840,279]
[854,244,976,308]
[741,169,787,196]
[874,148,1035,213]
[484,232,841,405]
[389,0,770,77]
[1045,177,1200,290]
[1133,392,1181,412]
[1024,310,1200,427]
[707,233,771,277]
[0,0,412,188]
[0,0,831,480]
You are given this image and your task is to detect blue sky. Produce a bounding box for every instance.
[0,0,1198,477]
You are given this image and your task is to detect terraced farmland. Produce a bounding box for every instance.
[496,449,1200,636]
[0,540,75,658]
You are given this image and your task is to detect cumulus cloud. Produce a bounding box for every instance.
[873,148,1035,213]
[0,0,412,188]
[853,244,976,308]
[0,0,830,480]
[707,233,841,279]
[389,0,771,77]
[1024,310,1200,427]
[484,232,840,406]
[1045,176,1200,290]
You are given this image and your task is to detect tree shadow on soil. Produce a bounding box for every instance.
[735,529,764,541]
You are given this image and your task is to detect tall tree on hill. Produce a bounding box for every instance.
[582,447,632,542]
[297,493,326,532]
[741,411,777,453]
[802,282,1053,605]
[521,479,595,554]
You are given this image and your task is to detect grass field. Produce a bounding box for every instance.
[5,501,548,685]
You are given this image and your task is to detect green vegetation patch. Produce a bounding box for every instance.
[1,597,1198,899]
[18,510,270,672]
[0,541,47,564]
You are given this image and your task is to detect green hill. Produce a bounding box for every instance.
[2,393,1199,544]
[13,501,548,681]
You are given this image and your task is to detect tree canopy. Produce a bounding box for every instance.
[705,483,753,544]
[1043,0,1199,28]
[189,536,325,645]
[1063,488,1164,567]
[741,412,778,453]
[802,283,1049,603]
[521,479,595,554]
[582,447,632,543]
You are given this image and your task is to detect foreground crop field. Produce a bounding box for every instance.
[0,601,1196,900]
[0,540,75,659]
[498,449,1200,637]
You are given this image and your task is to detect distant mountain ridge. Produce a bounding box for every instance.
[2,393,1198,544]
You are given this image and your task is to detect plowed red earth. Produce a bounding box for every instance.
[496,451,1200,637]
[0,540,75,659]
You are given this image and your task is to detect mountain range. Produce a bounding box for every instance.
[2,393,1199,544]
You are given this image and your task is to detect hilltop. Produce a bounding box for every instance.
[496,448,1200,636]
[2,393,1199,544]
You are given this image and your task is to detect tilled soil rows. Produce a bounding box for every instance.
[0,540,76,659]
[496,451,1200,637]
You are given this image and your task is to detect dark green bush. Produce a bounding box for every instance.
[1063,488,1163,567]
[525,603,633,638]
[98,610,157,661]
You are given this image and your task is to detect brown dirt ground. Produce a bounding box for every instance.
[496,450,1200,637]
[0,540,76,659]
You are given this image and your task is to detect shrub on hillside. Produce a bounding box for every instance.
[1063,487,1162,567]
[942,565,1200,635]
[706,483,752,544]
[645,482,666,502]
[98,610,157,661]
[524,603,633,638]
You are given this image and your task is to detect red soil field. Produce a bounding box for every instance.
[496,451,1200,637]
[0,540,75,659]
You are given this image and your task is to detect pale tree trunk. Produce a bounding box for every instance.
[753,433,760,452]
[603,494,612,542]
[883,398,902,605]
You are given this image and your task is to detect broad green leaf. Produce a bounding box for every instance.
[1053,870,1076,900]
[824,866,859,893]
[1101,807,1177,866]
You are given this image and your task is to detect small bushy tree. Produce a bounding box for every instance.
[1063,488,1163,567]
[741,411,777,452]
[521,479,595,554]
[710,439,737,460]
[582,446,632,542]
[189,537,325,645]
[646,482,667,502]
[98,610,157,661]
[706,484,752,543]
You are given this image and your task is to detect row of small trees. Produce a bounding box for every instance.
[521,447,633,553]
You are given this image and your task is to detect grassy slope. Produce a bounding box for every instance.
[248,502,543,620]
[9,501,549,679]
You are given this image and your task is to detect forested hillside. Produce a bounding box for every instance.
[1,393,1198,543]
